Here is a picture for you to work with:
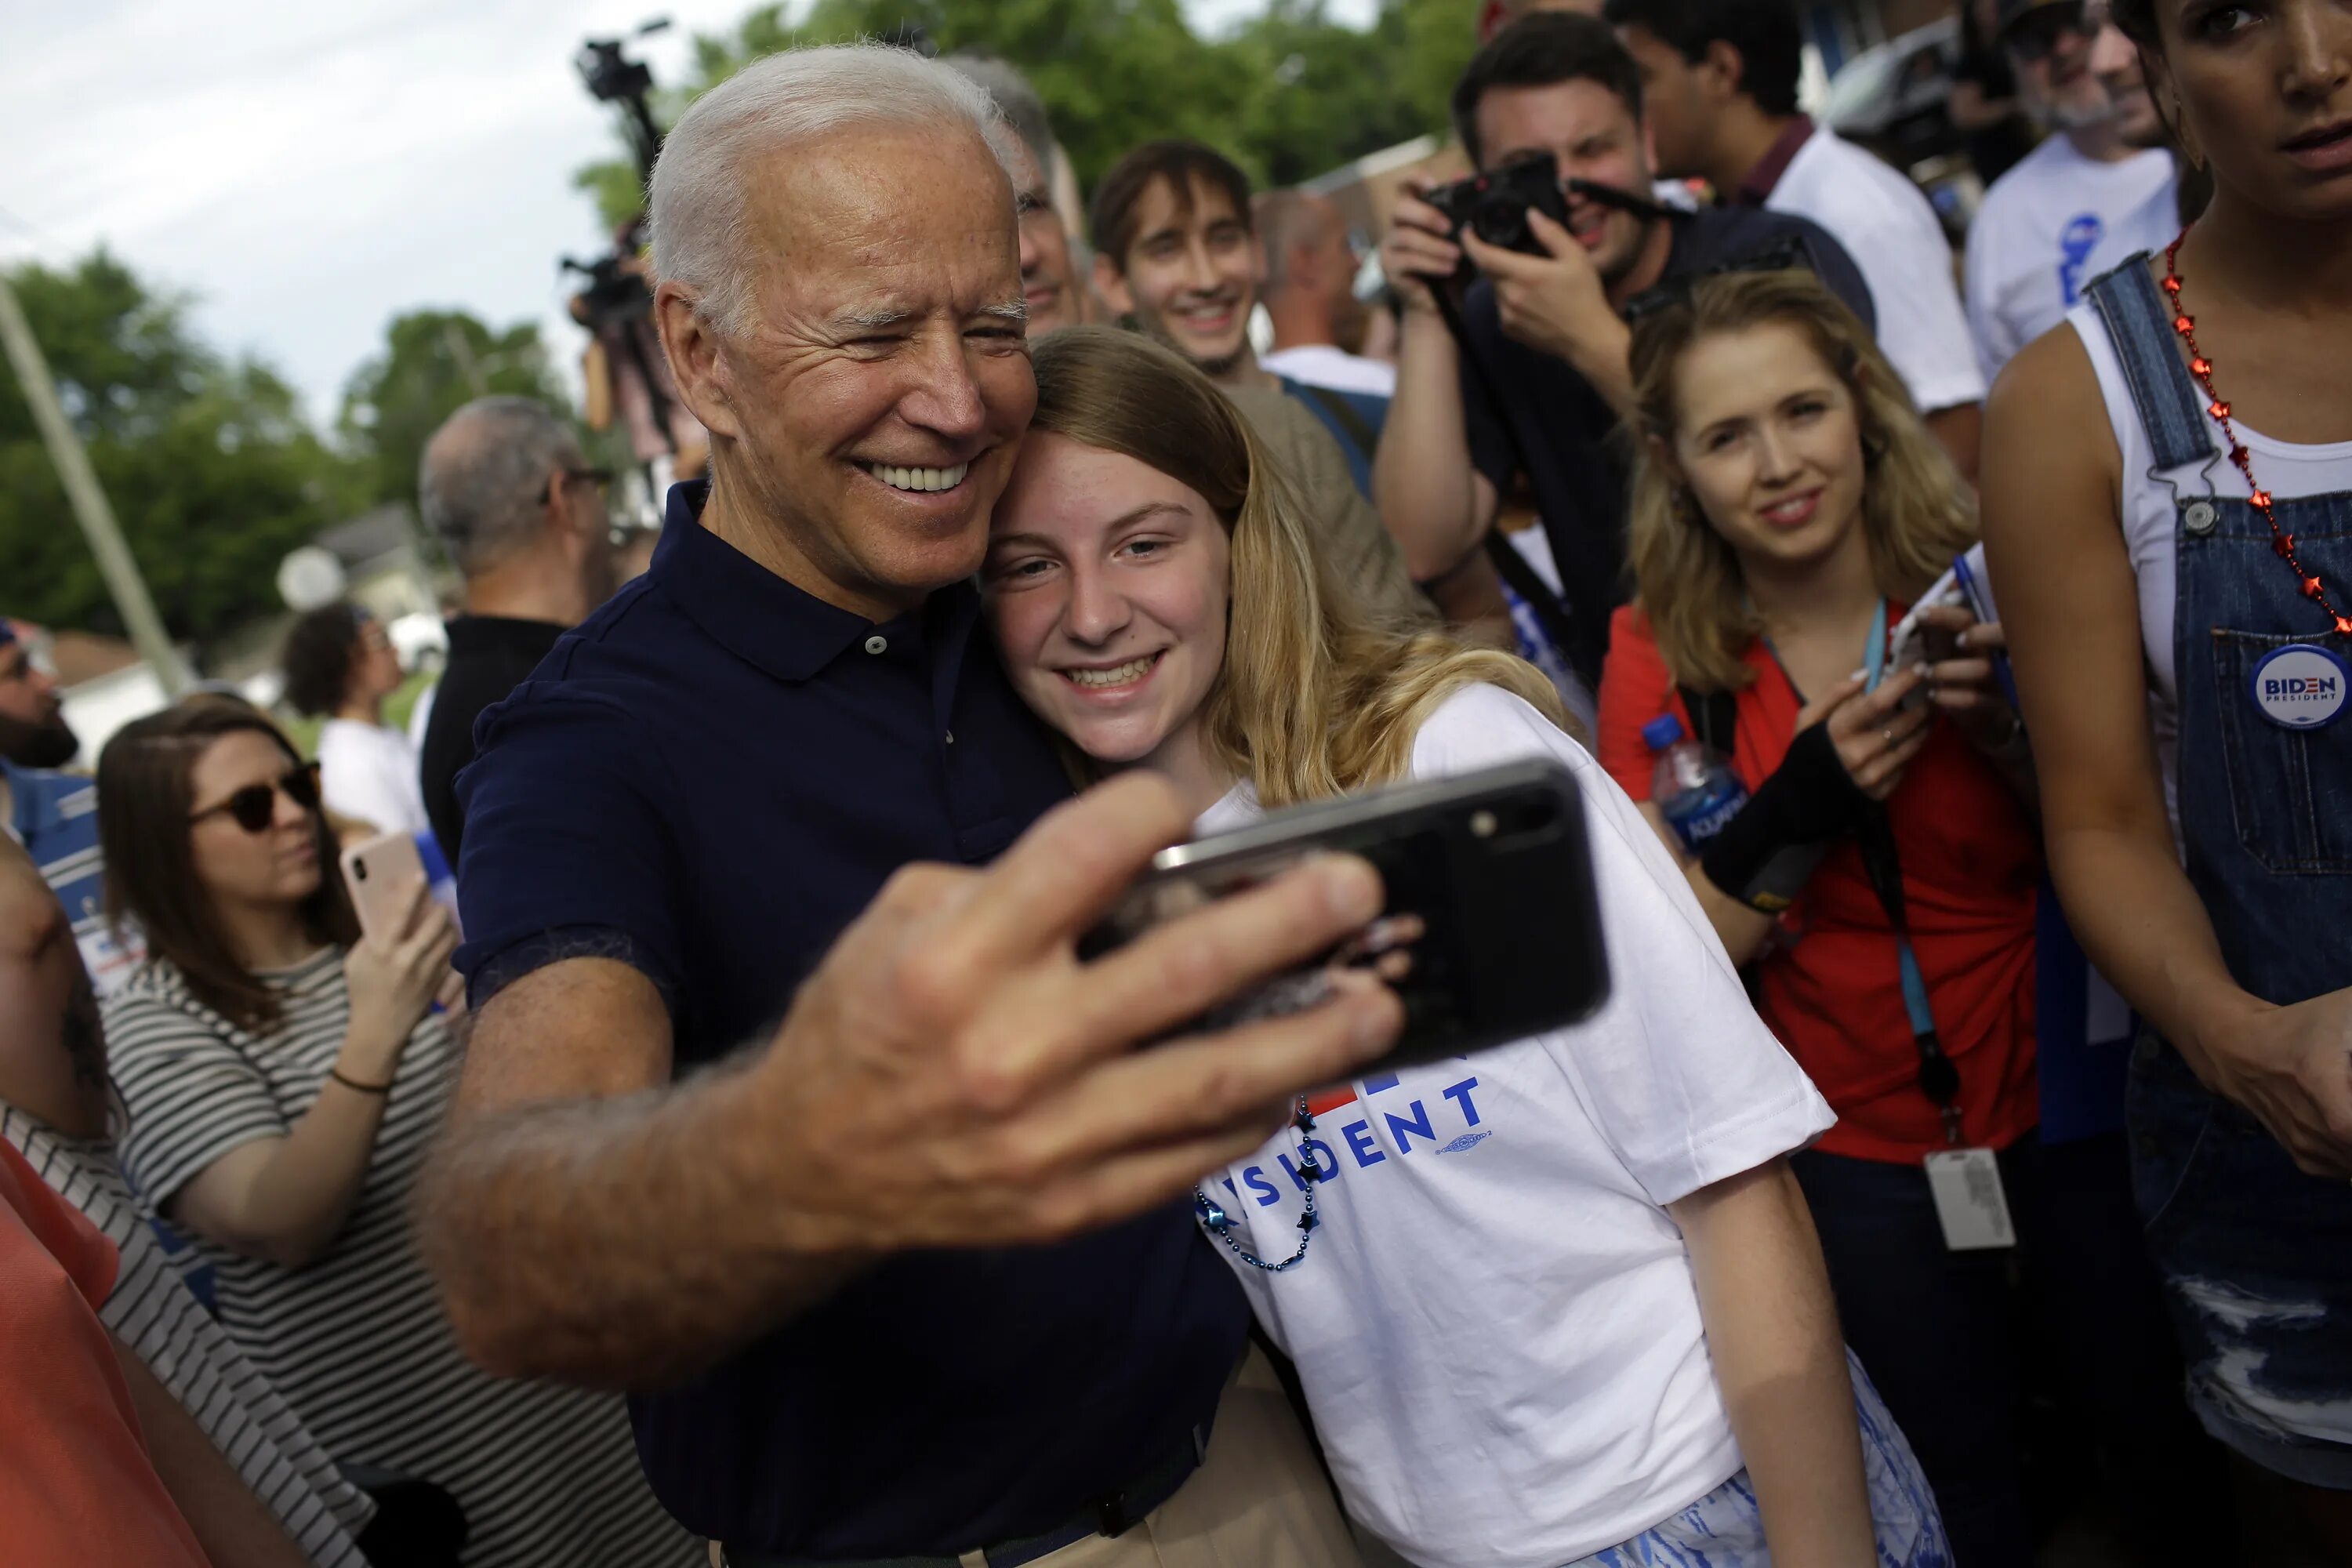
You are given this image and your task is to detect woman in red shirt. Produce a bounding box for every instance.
[1595,270,2039,1565]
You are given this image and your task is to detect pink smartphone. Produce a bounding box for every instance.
[339,833,425,943]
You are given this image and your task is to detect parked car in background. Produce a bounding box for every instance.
[1823,17,1981,241]
[1825,17,1960,166]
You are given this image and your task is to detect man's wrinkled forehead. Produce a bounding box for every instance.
[742,134,1021,318]
[744,127,1015,255]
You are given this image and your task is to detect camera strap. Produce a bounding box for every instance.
[1427,285,1588,663]
[1855,614,1963,1144]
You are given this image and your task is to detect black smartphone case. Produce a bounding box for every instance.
[1083,758,1611,1072]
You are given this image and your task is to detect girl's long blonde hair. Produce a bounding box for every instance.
[1027,327,1566,808]
[1624,270,1978,693]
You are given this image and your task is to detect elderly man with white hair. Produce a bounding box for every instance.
[415,42,1395,1568]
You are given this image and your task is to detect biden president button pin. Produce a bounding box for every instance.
[2250,644,2351,730]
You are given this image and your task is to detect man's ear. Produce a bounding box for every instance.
[652,281,742,441]
[1702,38,1748,104]
[1092,252,1136,318]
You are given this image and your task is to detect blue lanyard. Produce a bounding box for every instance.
[1859,606,1946,1077]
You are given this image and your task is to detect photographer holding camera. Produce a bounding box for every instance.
[1375,13,1870,688]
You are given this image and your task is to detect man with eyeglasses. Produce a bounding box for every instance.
[0,620,143,999]
[415,396,622,869]
[1965,0,2180,383]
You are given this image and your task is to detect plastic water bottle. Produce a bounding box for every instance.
[1646,714,1749,854]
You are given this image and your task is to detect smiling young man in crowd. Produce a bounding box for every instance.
[1088,140,1430,625]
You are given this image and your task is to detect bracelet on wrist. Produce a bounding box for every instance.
[328,1068,393,1096]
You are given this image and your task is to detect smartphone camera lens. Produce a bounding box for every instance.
[1487,796,1564,847]
[353,860,368,880]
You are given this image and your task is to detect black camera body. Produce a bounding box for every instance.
[1424,154,1572,270]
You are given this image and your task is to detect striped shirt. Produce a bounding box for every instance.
[105,949,699,1568]
[1,1105,374,1567]
[2,760,144,997]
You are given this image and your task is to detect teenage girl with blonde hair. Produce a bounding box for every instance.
[983,325,1947,1568]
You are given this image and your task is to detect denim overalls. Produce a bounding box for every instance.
[2086,260,2352,1485]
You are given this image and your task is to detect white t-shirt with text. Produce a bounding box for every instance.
[1767,129,1987,416]
[1196,684,1835,1568]
[1966,139,2176,383]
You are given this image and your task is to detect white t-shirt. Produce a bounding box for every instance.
[1261,343,1399,398]
[1966,139,2176,383]
[1767,129,1987,416]
[315,717,430,838]
[2068,298,2352,838]
[1196,684,1835,1568]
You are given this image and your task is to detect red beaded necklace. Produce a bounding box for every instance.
[2163,227,2352,637]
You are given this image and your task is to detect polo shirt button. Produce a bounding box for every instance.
[865,635,887,655]
[944,730,955,745]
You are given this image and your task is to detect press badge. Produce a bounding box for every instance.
[2249,644,2350,731]
[1924,1149,2016,1251]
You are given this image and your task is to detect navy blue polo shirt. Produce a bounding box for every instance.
[452,483,1250,1557]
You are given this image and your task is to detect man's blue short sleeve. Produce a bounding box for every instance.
[453,683,684,1013]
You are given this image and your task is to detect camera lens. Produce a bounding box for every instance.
[1472,191,1530,252]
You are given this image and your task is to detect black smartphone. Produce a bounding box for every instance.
[1080,758,1610,1073]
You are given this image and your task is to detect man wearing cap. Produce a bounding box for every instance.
[1964,0,2177,383]
[0,622,141,998]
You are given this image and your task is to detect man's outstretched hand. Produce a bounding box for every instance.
[745,771,1406,1252]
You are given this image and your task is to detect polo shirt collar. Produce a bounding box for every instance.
[652,480,970,684]
[1735,114,1817,207]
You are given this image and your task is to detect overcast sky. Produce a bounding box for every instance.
[1,0,1379,428]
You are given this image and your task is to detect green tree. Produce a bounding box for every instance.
[576,0,1480,229]
[337,309,572,511]
[0,251,356,649]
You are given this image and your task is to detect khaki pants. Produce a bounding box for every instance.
[713,1348,1363,1568]
[972,1345,1363,1568]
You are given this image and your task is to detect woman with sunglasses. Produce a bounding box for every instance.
[1594,270,2044,1566]
[282,600,430,840]
[1983,0,2352,1548]
[93,702,697,1568]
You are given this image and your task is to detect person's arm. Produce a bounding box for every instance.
[1654,670,1935,967]
[1670,1160,1876,1568]
[1924,403,1984,483]
[1984,329,2352,1176]
[113,1327,315,1568]
[1421,546,1515,646]
[1371,181,1502,581]
[164,883,457,1268]
[416,773,1404,1389]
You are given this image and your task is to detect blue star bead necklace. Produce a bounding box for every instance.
[1192,1097,1326,1272]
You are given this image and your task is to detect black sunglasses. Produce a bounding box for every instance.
[1621,236,1824,326]
[190,761,322,833]
[2005,2,2092,64]
[539,466,615,506]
